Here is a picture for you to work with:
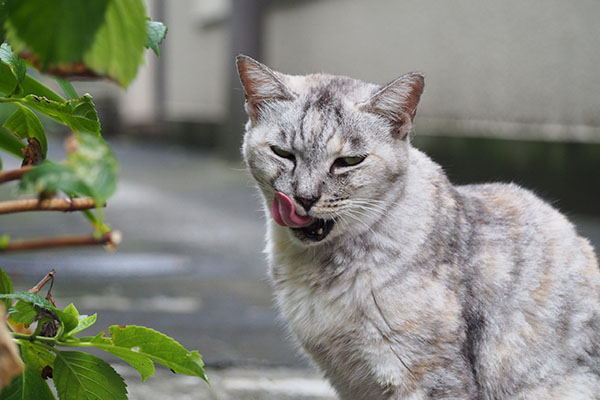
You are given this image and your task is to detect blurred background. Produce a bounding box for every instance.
[1,0,599,398]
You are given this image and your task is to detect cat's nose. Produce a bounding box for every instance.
[294,195,320,212]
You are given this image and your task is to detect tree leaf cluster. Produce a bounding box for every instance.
[0,268,208,400]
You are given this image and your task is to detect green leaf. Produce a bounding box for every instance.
[19,341,55,375]
[8,301,37,327]
[92,338,155,382]
[145,20,167,57]
[83,0,147,87]
[3,103,47,157]
[0,126,26,158]
[18,133,119,206]
[0,292,78,334]
[0,267,14,310]
[18,94,100,135]
[0,292,54,309]
[0,59,18,95]
[63,303,80,321]
[67,313,97,337]
[54,351,127,400]
[55,78,79,100]
[5,0,110,66]
[90,325,207,382]
[66,133,118,202]
[17,75,65,102]
[0,367,56,400]
[0,43,26,85]
[19,161,95,200]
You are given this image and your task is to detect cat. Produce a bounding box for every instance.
[235,54,600,399]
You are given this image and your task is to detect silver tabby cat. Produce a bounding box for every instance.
[236,55,600,399]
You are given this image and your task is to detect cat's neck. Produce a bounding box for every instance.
[267,147,458,286]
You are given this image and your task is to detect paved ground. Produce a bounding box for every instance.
[1,138,599,398]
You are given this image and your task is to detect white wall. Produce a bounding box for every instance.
[126,0,600,142]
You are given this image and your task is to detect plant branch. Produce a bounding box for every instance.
[0,166,33,184]
[0,231,121,252]
[0,197,101,215]
[13,333,57,344]
[28,269,56,295]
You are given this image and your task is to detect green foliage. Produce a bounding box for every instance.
[145,20,168,57]
[0,267,14,308]
[4,0,110,67]
[0,125,25,158]
[10,94,101,136]
[1,367,55,400]
[0,268,208,400]
[0,42,25,85]
[3,0,166,87]
[3,103,47,156]
[83,0,147,87]
[54,351,127,400]
[19,133,118,207]
[0,3,186,398]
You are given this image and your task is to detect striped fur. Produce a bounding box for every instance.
[237,55,600,399]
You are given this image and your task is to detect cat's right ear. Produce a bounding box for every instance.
[236,55,296,124]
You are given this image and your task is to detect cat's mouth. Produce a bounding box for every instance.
[292,218,335,242]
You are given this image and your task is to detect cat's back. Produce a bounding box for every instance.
[453,181,600,396]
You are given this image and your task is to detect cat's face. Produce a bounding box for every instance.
[237,55,424,245]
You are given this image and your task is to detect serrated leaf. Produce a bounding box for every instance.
[0,126,26,158]
[19,161,94,200]
[0,43,26,84]
[90,325,207,382]
[0,267,14,309]
[0,367,55,400]
[54,351,127,400]
[3,104,47,157]
[145,20,167,56]
[5,0,109,67]
[8,301,37,327]
[67,133,118,202]
[19,341,55,375]
[83,0,147,87]
[18,94,100,135]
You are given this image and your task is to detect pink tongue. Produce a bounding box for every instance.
[272,192,314,228]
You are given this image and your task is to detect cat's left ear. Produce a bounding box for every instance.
[236,54,297,124]
[359,72,424,139]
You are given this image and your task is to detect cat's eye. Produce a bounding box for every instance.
[333,155,366,168]
[270,145,295,161]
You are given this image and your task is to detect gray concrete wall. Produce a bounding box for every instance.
[126,0,600,142]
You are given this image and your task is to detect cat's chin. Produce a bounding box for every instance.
[291,218,336,243]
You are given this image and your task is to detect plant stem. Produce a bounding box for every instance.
[0,232,120,252]
[0,197,99,214]
[0,166,33,184]
[28,269,56,295]
[13,333,56,344]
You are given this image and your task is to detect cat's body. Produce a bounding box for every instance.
[236,55,600,399]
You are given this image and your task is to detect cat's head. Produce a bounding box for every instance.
[237,55,424,245]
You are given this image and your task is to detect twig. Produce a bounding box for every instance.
[28,269,56,295]
[0,166,33,184]
[0,197,101,215]
[0,231,121,252]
